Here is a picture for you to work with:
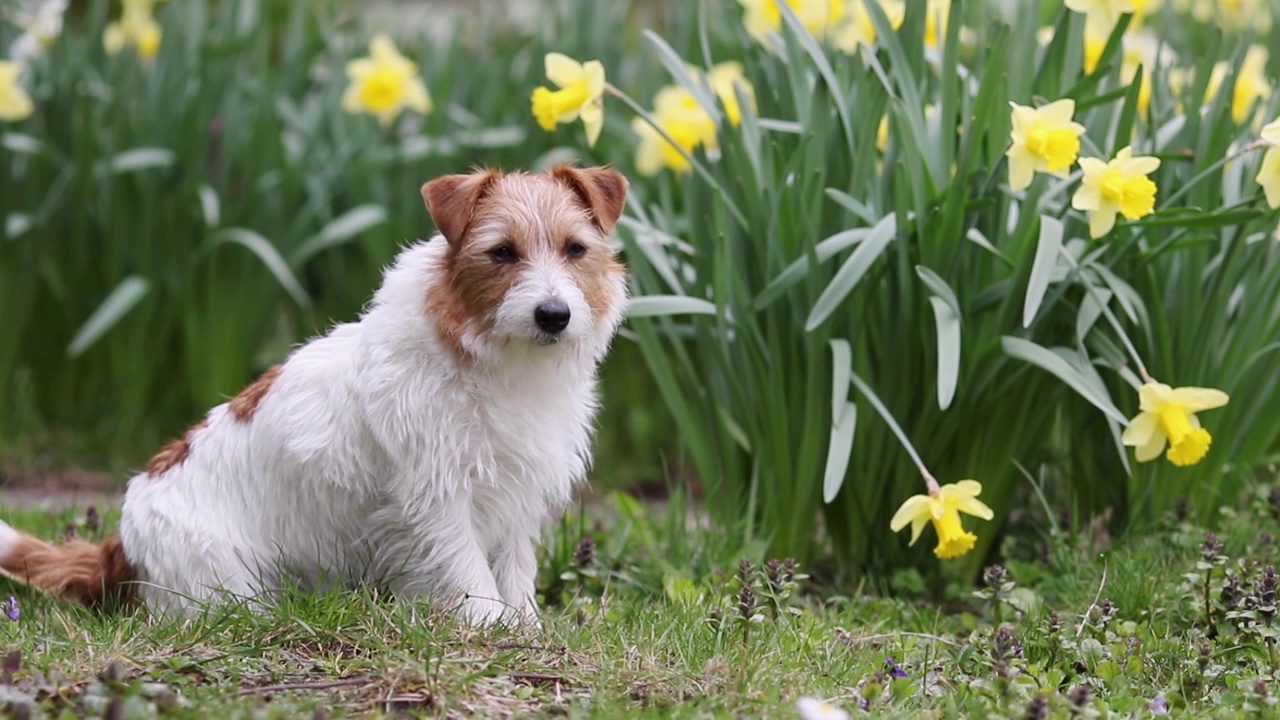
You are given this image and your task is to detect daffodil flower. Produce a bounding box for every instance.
[631,85,717,176]
[103,0,166,62]
[1257,118,1280,209]
[631,63,755,176]
[890,480,994,560]
[531,52,606,147]
[7,0,68,63]
[0,61,34,121]
[738,0,885,55]
[341,34,432,128]
[1007,99,1086,191]
[1121,382,1229,466]
[1071,146,1160,238]
[1204,45,1271,126]
[1065,0,1136,36]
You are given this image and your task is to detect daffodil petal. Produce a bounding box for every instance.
[954,496,994,520]
[582,60,606,98]
[1038,98,1077,125]
[909,515,929,545]
[950,480,983,497]
[890,495,931,531]
[544,52,585,88]
[580,102,603,147]
[1135,426,1168,462]
[1088,207,1118,238]
[1168,387,1229,412]
[1121,410,1158,447]
[1138,382,1173,411]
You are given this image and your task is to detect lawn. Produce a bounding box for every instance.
[1,476,1278,718]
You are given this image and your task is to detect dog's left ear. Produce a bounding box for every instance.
[421,169,501,248]
[551,165,629,235]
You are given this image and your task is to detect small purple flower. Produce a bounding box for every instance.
[885,657,908,679]
[1147,692,1168,716]
[5,597,19,622]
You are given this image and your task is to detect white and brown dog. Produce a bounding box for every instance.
[0,165,630,627]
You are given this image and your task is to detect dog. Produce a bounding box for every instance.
[0,164,630,627]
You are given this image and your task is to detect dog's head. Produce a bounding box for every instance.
[421,165,629,358]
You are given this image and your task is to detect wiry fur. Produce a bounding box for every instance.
[0,165,630,627]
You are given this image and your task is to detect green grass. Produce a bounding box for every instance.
[2,477,1280,718]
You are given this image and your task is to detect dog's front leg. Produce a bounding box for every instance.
[392,500,511,627]
[491,535,540,627]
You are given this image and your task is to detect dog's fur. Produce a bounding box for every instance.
[0,165,629,627]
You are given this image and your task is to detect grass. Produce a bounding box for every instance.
[1,475,1279,718]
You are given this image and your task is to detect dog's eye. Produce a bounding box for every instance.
[565,241,587,259]
[488,245,519,264]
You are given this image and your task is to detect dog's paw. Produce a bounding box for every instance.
[458,595,511,627]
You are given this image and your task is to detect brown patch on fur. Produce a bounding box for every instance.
[0,531,136,607]
[550,165,629,234]
[145,420,207,475]
[422,169,502,248]
[229,365,283,422]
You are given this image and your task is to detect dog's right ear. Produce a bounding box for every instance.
[421,169,501,248]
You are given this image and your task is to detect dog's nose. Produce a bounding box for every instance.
[534,300,571,334]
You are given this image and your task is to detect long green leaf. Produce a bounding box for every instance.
[1023,215,1064,327]
[67,276,151,357]
[207,228,312,309]
[805,214,897,331]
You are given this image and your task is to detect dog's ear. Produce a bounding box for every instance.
[421,169,501,248]
[551,165,629,235]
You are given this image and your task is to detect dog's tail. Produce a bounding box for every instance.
[0,521,136,607]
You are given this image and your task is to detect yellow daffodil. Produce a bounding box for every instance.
[103,0,166,62]
[703,61,755,127]
[0,61,34,121]
[531,52,606,147]
[630,63,755,176]
[1122,382,1229,466]
[1083,28,1167,116]
[1065,0,1135,36]
[631,86,717,176]
[1006,99,1086,192]
[1071,146,1160,238]
[1257,119,1280,209]
[1187,0,1272,33]
[890,480,994,560]
[737,0,884,54]
[341,34,432,128]
[1204,45,1270,125]
[7,0,68,63]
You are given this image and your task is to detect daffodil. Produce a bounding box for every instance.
[1204,45,1270,125]
[530,52,606,147]
[7,0,68,63]
[103,0,166,62]
[1006,99,1086,192]
[1187,0,1272,33]
[1071,146,1160,238]
[737,0,883,54]
[340,34,432,129]
[1083,28,1167,117]
[890,480,994,560]
[630,63,755,176]
[0,61,34,121]
[1065,0,1135,36]
[631,86,716,176]
[1122,382,1229,466]
[1256,119,1280,209]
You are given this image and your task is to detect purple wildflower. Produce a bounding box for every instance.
[1147,692,1168,716]
[5,597,19,621]
[885,657,908,679]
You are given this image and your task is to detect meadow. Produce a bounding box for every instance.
[2,0,1280,716]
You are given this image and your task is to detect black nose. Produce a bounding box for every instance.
[534,300,571,334]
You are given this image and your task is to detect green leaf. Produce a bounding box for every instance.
[805,214,897,331]
[1001,336,1128,424]
[207,228,312,309]
[642,29,721,126]
[108,148,176,174]
[1023,216,1063,327]
[67,276,151,357]
[916,267,962,409]
[198,185,220,228]
[755,229,868,310]
[626,296,718,318]
[830,339,852,425]
[823,402,857,503]
[291,205,389,267]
